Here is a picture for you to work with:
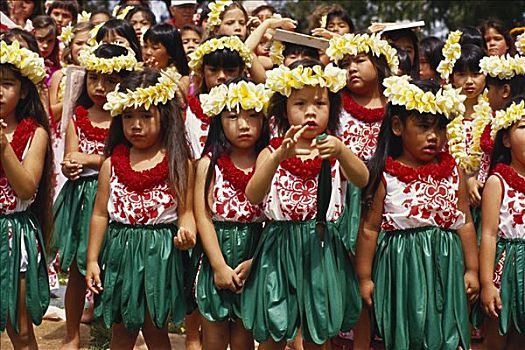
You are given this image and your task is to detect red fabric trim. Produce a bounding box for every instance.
[73,106,109,142]
[493,164,525,194]
[217,154,254,192]
[342,90,384,123]
[0,118,39,176]
[188,95,211,126]
[385,152,456,183]
[480,123,494,154]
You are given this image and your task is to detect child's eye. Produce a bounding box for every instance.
[122,114,132,119]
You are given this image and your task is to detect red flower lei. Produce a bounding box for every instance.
[188,95,211,126]
[385,152,456,183]
[269,137,335,179]
[480,123,494,154]
[112,144,169,192]
[217,154,254,192]
[74,106,109,142]
[494,164,525,194]
[0,118,39,176]
[342,90,384,123]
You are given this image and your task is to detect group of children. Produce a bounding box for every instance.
[1,1,525,350]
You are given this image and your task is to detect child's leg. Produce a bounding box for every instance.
[507,329,525,350]
[110,323,139,350]
[259,338,287,350]
[352,309,371,350]
[60,262,87,349]
[185,309,202,350]
[6,274,38,350]
[201,318,229,350]
[482,317,506,350]
[230,318,254,350]
[290,331,304,350]
[141,310,171,350]
[302,341,324,350]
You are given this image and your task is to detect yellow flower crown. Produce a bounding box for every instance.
[491,100,525,137]
[436,30,462,82]
[59,23,74,46]
[77,11,91,23]
[383,75,466,119]
[479,54,525,80]
[207,0,233,29]
[87,23,103,46]
[269,40,284,65]
[326,33,399,74]
[516,32,525,56]
[188,36,252,75]
[78,43,140,74]
[104,66,182,117]
[0,41,46,84]
[112,5,134,20]
[200,81,272,117]
[265,63,347,97]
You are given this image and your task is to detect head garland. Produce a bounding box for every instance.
[265,63,347,97]
[491,100,525,137]
[515,32,524,56]
[270,40,284,65]
[326,33,399,74]
[479,54,525,80]
[188,36,252,75]
[59,23,75,46]
[103,66,182,117]
[200,81,271,117]
[436,30,462,82]
[207,0,233,29]
[88,22,103,46]
[78,11,91,23]
[383,75,466,119]
[112,5,134,20]
[0,41,46,84]
[78,43,140,74]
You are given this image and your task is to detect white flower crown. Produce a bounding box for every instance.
[188,36,252,75]
[480,54,525,80]
[436,30,462,82]
[78,43,140,74]
[492,100,525,137]
[0,41,46,84]
[207,0,233,29]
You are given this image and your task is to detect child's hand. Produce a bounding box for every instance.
[85,261,103,295]
[274,125,311,162]
[467,177,483,207]
[61,159,83,180]
[0,119,7,151]
[247,16,261,30]
[464,270,480,303]
[265,17,297,31]
[214,264,243,292]
[311,135,342,160]
[173,226,196,250]
[233,259,253,293]
[359,279,374,308]
[481,284,502,319]
[311,28,340,39]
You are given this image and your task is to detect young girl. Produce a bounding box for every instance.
[477,96,525,349]
[0,40,53,349]
[418,36,443,80]
[124,5,156,42]
[85,67,196,349]
[357,76,479,350]
[95,18,143,61]
[53,43,138,349]
[181,24,203,61]
[195,78,269,350]
[33,15,61,87]
[481,19,515,56]
[242,59,367,349]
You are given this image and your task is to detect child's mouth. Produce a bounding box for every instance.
[303,121,317,127]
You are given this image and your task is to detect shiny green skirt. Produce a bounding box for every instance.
[336,183,361,255]
[471,206,482,245]
[53,176,98,276]
[241,220,361,345]
[197,221,262,322]
[0,211,49,333]
[96,222,186,331]
[373,226,470,350]
[472,237,525,335]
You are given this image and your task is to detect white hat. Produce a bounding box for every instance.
[171,0,197,6]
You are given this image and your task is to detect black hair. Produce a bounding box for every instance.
[363,79,449,212]
[143,23,189,75]
[383,29,419,79]
[283,43,320,62]
[32,15,60,66]
[202,76,270,208]
[393,45,412,77]
[1,28,40,53]
[118,0,150,7]
[480,18,515,55]
[453,43,486,74]
[458,26,484,48]
[268,59,341,137]
[95,18,143,61]
[125,5,156,27]
[46,0,78,24]
[181,23,203,38]
[419,36,444,74]
[326,9,355,33]
[486,75,525,98]
[251,4,276,17]
[105,68,191,206]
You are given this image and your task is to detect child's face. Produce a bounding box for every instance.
[129,11,152,41]
[484,27,508,56]
[143,40,170,70]
[122,105,162,150]
[203,65,242,90]
[86,71,120,107]
[418,55,436,80]
[340,53,378,95]
[287,85,329,140]
[284,53,310,67]
[34,26,56,59]
[221,109,264,150]
[327,17,351,35]
[181,30,201,58]
[392,36,415,65]
[452,70,486,100]
[0,67,23,120]
[71,30,90,65]
[486,83,510,110]
[255,8,273,23]
[102,31,130,48]
[49,7,73,33]
[91,12,111,26]
[505,116,525,168]
[11,0,35,21]
[219,8,247,41]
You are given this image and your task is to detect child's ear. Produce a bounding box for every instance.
[391,115,403,137]
[502,130,511,148]
[20,85,29,100]
[502,83,511,100]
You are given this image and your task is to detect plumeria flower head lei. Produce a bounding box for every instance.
[516,32,525,56]
[326,33,399,74]
[207,0,233,29]
[491,100,525,137]
[77,11,91,23]
[78,43,140,74]
[112,5,134,20]
[200,81,272,117]
[87,22,103,46]
[265,63,347,97]
[436,30,462,82]
[383,75,466,119]
[104,66,182,117]
[59,23,74,46]
[479,54,525,80]
[0,40,46,84]
[188,36,252,75]
[269,40,284,65]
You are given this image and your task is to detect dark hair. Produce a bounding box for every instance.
[458,26,484,48]
[125,5,156,27]
[89,9,112,23]
[486,75,525,98]
[480,18,515,55]
[143,23,189,75]
[0,63,54,250]
[383,29,419,79]
[180,24,203,38]
[105,68,191,205]
[453,44,486,74]
[61,21,93,65]
[419,36,444,74]
[268,59,341,137]
[76,44,132,108]
[46,0,78,24]
[283,43,320,62]
[251,4,276,17]
[95,19,143,61]
[1,28,40,53]
[119,0,150,7]
[393,45,412,77]
[338,47,393,93]
[202,77,270,208]
[363,79,449,211]
[32,15,60,65]
[326,9,355,33]
[208,2,248,36]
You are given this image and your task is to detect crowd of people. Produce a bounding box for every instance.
[1,0,525,349]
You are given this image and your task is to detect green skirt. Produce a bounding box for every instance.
[471,237,525,335]
[0,211,50,333]
[96,222,186,331]
[241,220,362,345]
[53,176,98,276]
[471,206,482,246]
[197,221,262,322]
[336,182,362,255]
[373,226,470,350]
[184,242,202,313]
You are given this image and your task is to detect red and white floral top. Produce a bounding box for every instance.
[185,95,210,159]
[263,138,346,222]
[211,155,265,223]
[339,91,384,161]
[72,106,109,177]
[477,124,493,185]
[493,164,525,239]
[381,153,465,231]
[108,145,178,225]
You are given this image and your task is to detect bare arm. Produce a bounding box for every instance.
[244,17,296,52]
[49,70,64,121]
[62,119,104,175]
[174,160,197,250]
